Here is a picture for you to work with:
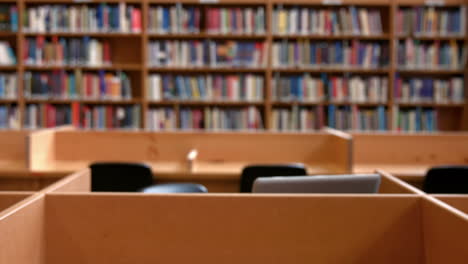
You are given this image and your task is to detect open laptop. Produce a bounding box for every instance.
[252,174,381,194]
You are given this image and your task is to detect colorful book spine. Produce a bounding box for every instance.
[393,106,437,132]
[205,7,265,35]
[149,40,266,68]
[272,105,324,131]
[272,40,388,68]
[148,5,201,34]
[149,74,264,102]
[24,37,112,66]
[180,106,263,131]
[0,5,17,32]
[273,6,383,36]
[0,105,18,129]
[24,104,72,129]
[397,6,466,36]
[23,70,132,100]
[0,73,17,99]
[328,105,387,131]
[80,104,140,130]
[272,74,325,102]
[24,3,142,33]
[398,39,466,70]
[146,107,176,131]
[328,75,388,103]
[0,41,16,65]
[394,75,464,103]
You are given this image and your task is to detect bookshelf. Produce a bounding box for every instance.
[0,0,464,132]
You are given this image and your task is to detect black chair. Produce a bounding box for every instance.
[423,166,468,194]
[240,164,307,193]
[90,162,208,193]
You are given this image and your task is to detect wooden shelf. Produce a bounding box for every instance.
[0,65,17,70]
[271,102,387,107]
[25,99,140,104]
[149,101,264,106]
[0,98,17,104]
[396,102,466,108]
[397,35,466,41]
[148,67,267,73]
[272,34,390,40]
[23,32,142,37]
[397,69,465,75]
[148,33,267,39]
[273,68,390,74]
[24,64,142,71]
[0,31,16,37]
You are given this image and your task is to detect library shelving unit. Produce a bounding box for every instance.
[0,0,465,132]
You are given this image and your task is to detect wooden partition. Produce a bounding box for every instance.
[0,192,32,212]
[43,194,423,264]
[0,130,30,175]
[432,195,468,215]
[28,130,352,192]
[353,133,468,184]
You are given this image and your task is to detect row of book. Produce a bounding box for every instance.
[24,103,141,130]
[24,4,142,33]
[272,74,388,103]
[24,37,112,66]
[273,7,383,36]
[272,41,388,68]
[146,108,176,131]
[0,105,18,129]
[0,4,17,32]
[0,74,17,99]
[148,41,266,68]
[397,7,466,36]
[180,106,263,130]
[24,71,132,100]
[393,107,437,132]
[397,39,466,70]
[395,76,464,103]
[148,74,264,102]
[328,105,387,131]
[148,6,266,35]
[0,41,16,65]
[272,106,323,131]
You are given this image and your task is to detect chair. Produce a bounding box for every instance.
[240,164,307,193]
[90,162,207,193]
[423,166,468,194]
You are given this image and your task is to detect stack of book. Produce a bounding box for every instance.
[24,104,72,129]
[395,76,464,103]
[148,74,263,102]
[24,70,132,100]
[0,41,16,65]
[397,39,466,70]
[0,105,18,129]
[148,41,266,68]
[272,74,325,102]
[0,4,17,32]
[146,108,176,131]
[328,105,387,131]
[24,37,112,66]
[397,6,466,36]
[272,106,323,131]
[273,6,383,36]
[328,75,388,103]
[180,106,263,130]
[272,40,388,68]
[393,107,437,132]
[0,73,17,99]
[24,3,142,33]
[205,7,265,35]
[80,104,141,130]
[148,5,201,34]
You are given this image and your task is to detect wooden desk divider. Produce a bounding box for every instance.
[28,129,353,192]
[352,132,468,184]
[0,130,30,175]
[0,191,33,212]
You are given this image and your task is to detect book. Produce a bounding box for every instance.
[80,104,140,130]
[24,104,71,129]
[395,75,464,103]
[0,73,17,99]
[0,4,17,32]
[272,105,323,131]
[393,106,437,132]
[0,41,15,65]
[0,105,18,129]
[146,107,176,131]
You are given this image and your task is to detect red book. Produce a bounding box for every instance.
[351,40,358,66]
[195,8,200,31]
[106,106,113,129]
[52,36,59,63]
[132,8,142,33]
[206,8,212,32]
[71,102,80,128]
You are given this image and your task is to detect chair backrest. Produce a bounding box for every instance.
[423,166,468,194]
[90,162,154,192]
[140,183,208,193]
[240,164,307,193]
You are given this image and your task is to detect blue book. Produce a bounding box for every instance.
[0,76,4,97]
[415,107,422,132]
[98,70,106,97]
[310,44,316,64]
[335,42,342,64]
[10,7,17,32]
[190,41,196,64]
[82,36,90,63]
[97,4,104,30]
[377,106,386,131]
[197,76,205,99]
[184,76,192,99]
[328,105,336,128]
[163,8,170,32]
[349,7,359,34]
[69,74,76,98]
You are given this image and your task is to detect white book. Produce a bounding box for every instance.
[157,7,163,33]
[301,8,308,35]
[290,8,297,34]
[119,3,127,32]
[170,7,177,33]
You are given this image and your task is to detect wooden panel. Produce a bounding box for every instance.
[28,130,57,171]
[433,195,468,215]
[0,195,45,264]
[45,194,423,264]
[0,177,59,191]
[422,196,468,264]
[0,131,29,169]
[378,170,425,194]
[42,169,91,194]
[0,192,32,212]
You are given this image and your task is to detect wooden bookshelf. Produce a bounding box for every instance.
[0,0,464,132]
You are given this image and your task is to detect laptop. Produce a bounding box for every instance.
[252,174,381,194]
